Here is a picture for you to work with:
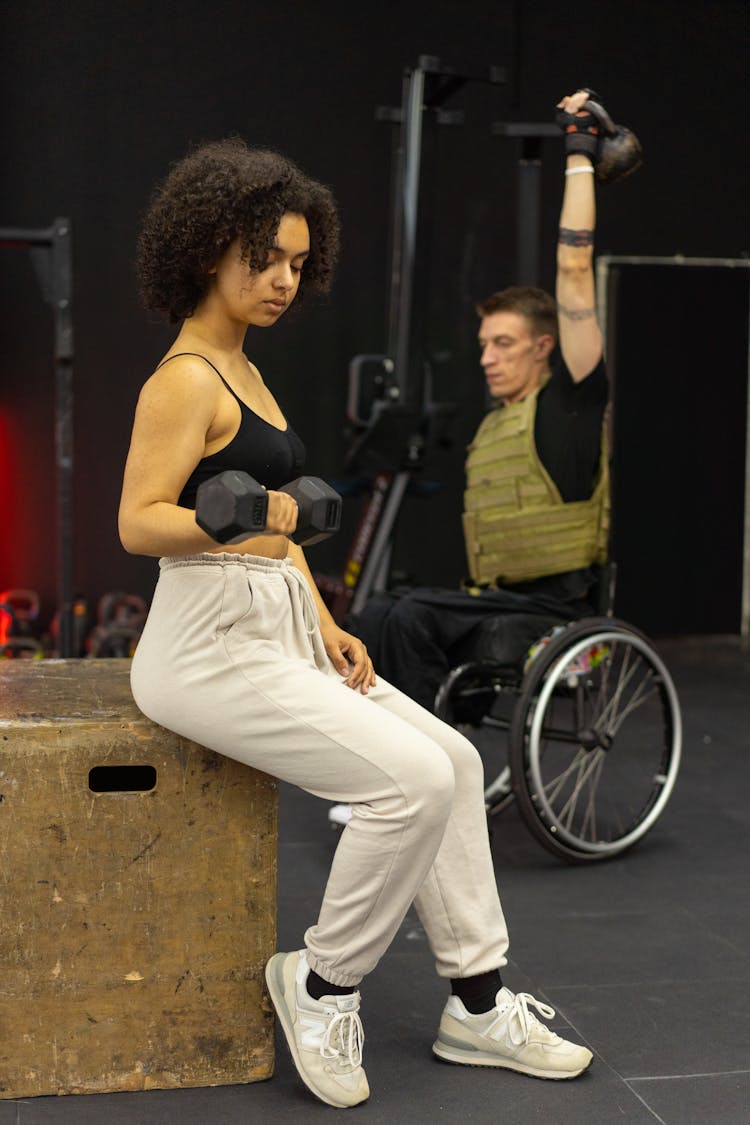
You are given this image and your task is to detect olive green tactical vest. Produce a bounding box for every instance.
[462,380,610,586]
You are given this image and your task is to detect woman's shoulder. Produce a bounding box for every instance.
[137,352,225,422]
[145,351,223,392]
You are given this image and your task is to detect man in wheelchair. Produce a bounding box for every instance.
[341,93,679,864]
[346,93,680,865]
[354,93,610,715]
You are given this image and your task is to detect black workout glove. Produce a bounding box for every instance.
[555,87,603,164]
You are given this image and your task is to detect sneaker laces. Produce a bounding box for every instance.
[505,991,559,1046]
[321,1008,365,1068]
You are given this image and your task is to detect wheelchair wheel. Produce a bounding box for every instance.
[435,661,520,816]
[509,618,681,863]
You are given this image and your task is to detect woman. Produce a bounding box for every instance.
[119,138,592,1110]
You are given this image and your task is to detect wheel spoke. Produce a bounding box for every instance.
[595,643,642,730]
[607,674,660,735]
[555,747,606,831]
[580,752,606,841]
[540,745,590,804]
[596,648,661,738]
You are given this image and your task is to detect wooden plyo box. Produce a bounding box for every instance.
[0,659,277,1098]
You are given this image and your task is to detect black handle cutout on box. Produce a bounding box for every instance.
[88,765,157,793]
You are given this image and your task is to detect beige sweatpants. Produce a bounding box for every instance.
[131,553,509,988]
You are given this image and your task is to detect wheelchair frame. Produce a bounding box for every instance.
[434,613,682,863]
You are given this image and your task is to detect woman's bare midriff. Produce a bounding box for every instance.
[206,532,290,559]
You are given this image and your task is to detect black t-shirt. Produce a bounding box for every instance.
[534,353,608,502]
[504,353,608,610]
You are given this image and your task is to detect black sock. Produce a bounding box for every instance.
[306,968,357,1001]
[450,969,503,1015]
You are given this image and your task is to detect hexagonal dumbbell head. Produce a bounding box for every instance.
[280,476,342,547]
[195,470,268,544]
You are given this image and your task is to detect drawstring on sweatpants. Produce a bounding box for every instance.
[281,559,319,636]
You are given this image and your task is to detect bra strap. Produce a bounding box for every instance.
[156,352,238,400]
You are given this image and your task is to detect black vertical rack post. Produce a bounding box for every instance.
[348,57,506,616]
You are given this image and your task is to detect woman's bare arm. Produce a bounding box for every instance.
[119,356,297,556]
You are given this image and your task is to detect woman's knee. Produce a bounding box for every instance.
[437,725,486,791]
[400,740,456,824]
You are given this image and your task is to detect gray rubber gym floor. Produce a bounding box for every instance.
[3,637,748,1124]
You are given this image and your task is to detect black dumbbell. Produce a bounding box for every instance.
[280,476,342,546]
[195,471,268,544]
[195,470,341,547]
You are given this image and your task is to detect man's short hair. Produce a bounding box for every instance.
[476,286,558,344]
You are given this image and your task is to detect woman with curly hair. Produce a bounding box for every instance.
[119,138,592,1110]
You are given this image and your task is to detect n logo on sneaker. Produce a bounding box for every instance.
[299,1012,326,1050]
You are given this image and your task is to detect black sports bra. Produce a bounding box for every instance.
[158,353,307,509]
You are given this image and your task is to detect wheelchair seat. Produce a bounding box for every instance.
[450,610,568,677]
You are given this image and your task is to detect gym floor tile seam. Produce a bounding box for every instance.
[627,1069,750,1081]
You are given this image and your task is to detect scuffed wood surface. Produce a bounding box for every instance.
[0,660,277,1097]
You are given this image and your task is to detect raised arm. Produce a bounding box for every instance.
[555,89,603,382]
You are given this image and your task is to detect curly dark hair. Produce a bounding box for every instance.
[136,138,340,322]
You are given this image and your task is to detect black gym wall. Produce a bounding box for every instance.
[1,0,748,638]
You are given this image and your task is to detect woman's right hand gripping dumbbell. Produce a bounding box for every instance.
[264,487,299,538]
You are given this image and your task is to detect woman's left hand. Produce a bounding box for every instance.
[321,624,377,694]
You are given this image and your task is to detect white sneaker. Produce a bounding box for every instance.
[265,949,369,1108]
[432,987,593,1079]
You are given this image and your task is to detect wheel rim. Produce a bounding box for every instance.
[525,630,681,854]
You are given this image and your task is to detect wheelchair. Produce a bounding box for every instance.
[323,410,682,863]
[433,589,682,864]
